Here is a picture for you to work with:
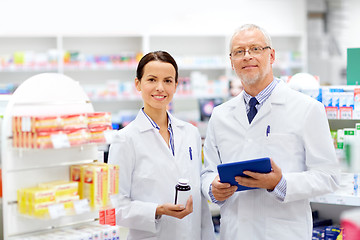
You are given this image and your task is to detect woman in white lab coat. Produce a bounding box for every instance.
[108,51,215,240]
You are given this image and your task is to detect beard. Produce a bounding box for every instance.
[238,62,271,86]
[240,71,261,86]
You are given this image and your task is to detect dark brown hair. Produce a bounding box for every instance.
[136,51,178,83]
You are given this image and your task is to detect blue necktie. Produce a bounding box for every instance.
[247,97,258,124]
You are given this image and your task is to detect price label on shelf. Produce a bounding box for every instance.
[73,199,91,214]
[48,203,66,219]
[325,107,338,119]
[339,107,353,119]
[51,133,70,149]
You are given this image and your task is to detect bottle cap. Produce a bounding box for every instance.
[178,178,189,185]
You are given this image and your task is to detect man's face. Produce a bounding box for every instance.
[230,29,275,87]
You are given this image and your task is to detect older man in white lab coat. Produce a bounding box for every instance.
[201,24,340,240]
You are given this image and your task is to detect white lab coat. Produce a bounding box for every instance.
[108,110,215,240]
[201,81,340,240]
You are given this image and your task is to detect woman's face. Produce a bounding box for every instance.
[135,60,177,112]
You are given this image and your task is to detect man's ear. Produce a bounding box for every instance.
[270,48,275,64]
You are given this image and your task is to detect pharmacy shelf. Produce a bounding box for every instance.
[0,34,306,121]
[311,194,360,207]
[328,119,360,130]
[0,73,99,240]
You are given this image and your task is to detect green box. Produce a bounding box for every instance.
[347,48,360,85]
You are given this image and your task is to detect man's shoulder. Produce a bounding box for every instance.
[213,95,241,114]
[280,82,321,106]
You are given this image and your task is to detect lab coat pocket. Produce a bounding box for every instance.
[261,133,303,172]
[265,218,306,240]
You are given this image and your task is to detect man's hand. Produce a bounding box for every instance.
[211,175,237,201]
[235,158,282,190]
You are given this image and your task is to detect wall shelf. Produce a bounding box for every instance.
[311,194,360,207]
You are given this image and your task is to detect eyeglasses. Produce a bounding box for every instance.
[230,46,271,59]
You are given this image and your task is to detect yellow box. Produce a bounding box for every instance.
[83,164,108,209]
[17,188,28,214]
[70,164,87,199]
[38,180,78,198]
[25,187,56,204]
[56,195,80,209]
[31,201,54,218]
[108,164,119,196]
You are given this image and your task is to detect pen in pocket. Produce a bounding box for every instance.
[266,125,270,137]
[189,147,192,160]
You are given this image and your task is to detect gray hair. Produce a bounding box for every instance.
[229,24,272,52]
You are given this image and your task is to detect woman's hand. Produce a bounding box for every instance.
[155,195,193,219]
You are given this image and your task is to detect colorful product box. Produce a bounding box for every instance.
[12,112,112,149]
[87,112,112,129]
[61,113,88,130]
[89,125,112,144]
[38,180,78,198]
[17,187,56,218]
[108,164,119,196]
[325,225,343,239]
[82,163,109,209]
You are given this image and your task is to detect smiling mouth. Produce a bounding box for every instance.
[242,65,257,69]
[152,95,167,99]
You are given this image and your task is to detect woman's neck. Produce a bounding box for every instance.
[143,107,168,129]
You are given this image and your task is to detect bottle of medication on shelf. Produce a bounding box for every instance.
[174,178,191,207]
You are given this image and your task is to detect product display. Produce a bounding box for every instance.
[1,73,117,239]
[12,112,112,149]
[70,162,119,209]
[299,86,360,120]
[12,224,122,240]
[330,122,360,173]
[17,180,79,218]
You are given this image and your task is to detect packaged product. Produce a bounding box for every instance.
[82,163,109,209]
[89,125,112,143]
[61,113,88,130]
[108,164,119,196]
[87,112,112,129]
[38,180,78,198]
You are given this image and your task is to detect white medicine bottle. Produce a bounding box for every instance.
[174,178,191,207]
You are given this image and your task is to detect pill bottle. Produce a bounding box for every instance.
[174,178,191,207]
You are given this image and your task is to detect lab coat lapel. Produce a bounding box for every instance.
[233,92,251,129]
[251,81,287,125]
[169,113,185,159]
[135,110,176,158]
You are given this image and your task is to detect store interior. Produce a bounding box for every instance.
[0,0,360,239]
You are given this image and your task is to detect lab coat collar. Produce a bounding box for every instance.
[135,109,186,132]
[233,80,287,128]
[135,109,186,158]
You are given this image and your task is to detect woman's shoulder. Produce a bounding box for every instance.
[112,121,138,142]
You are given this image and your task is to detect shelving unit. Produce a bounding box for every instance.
[0,34,307,134]
[310,116,360,224]
[0,73,100,239]
[311,194,360,207]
